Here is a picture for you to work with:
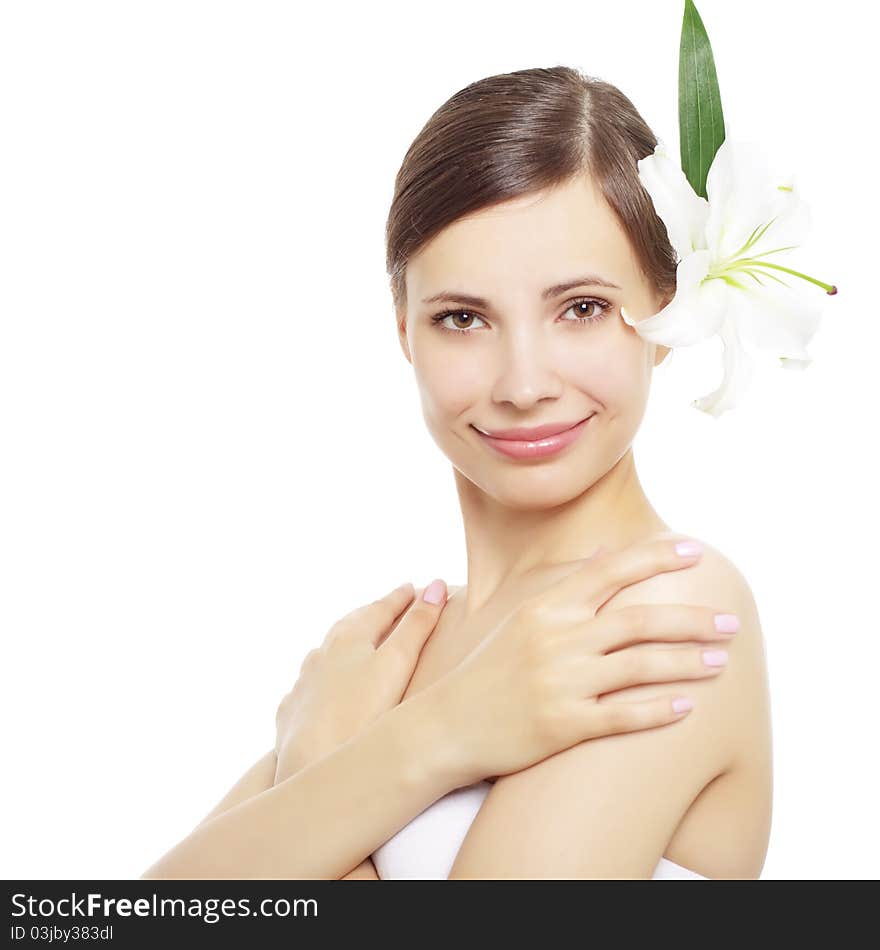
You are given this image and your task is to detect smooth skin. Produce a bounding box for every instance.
[141,539,737,879]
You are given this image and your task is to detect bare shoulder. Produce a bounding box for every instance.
[601,530,772,774]
[449,534,773,878]
[607,529,760,618]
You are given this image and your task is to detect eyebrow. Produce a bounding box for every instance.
[421,274,622,307]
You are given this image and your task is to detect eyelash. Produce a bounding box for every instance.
[429,297,614,336]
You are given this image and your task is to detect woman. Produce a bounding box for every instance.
[144,66,771,880]
[375,67,771,879]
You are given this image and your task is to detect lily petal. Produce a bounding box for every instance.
[637,141,710,260]
[747,181,812,261]
[692,316,755,417]
[724,278,822,361]
[622,250,723,346]
[705,139,799,263]
[779,356,812,370]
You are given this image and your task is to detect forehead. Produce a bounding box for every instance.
[406,172,641,300]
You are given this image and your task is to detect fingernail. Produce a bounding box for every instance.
[672,697,693,714]
[422,578,446,604]
[702,649,729,667]
[675,540,704,557]
[714,614,739,635]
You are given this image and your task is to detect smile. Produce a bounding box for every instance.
[471,414,595,460]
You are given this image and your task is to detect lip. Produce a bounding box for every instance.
[474,418,589,441]
[472,414,595,460]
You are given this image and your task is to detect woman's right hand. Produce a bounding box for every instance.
[419,538,739,788]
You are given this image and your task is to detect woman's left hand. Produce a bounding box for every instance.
[274,580,449,783]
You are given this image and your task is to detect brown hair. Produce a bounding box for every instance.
[385,65,678,315]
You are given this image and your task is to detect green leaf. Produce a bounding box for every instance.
[679,0,726,199]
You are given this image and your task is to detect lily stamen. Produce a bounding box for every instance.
[714,258,837,295]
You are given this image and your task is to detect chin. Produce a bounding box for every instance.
[469,466,600,511]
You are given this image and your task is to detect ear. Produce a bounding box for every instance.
[650,291,674,367]
[396,307,412,364]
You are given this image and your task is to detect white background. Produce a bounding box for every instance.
[1,0,876,879]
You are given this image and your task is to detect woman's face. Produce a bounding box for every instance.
[397,171,669,510]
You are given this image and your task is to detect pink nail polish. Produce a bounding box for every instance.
[714,614,740,635]
[702,649,729,667]
[422,578,446,604]
[672,697,693,714]
[675,540,704,557]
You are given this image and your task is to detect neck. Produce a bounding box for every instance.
[453,447,667,615]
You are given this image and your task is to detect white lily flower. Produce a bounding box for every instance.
[621,138,837,416]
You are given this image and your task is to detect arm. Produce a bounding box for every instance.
[194,749,278,829]
[160,582,446,880]
[191,750,379,879]
[339,858,381,880]
[447,542,772,879]
[140,687,462,880]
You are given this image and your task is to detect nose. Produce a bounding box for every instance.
[489,324,564,410]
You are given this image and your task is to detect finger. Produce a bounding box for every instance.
[579,694,696,740]
[356,583,416,647]
[378,578,448,667]
[588,603,739,654]
[543,537,705,616]
[593,643,728,694]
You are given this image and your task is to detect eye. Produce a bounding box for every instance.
[429,296,614,336]
[561,298,613,324]
[430,311,488,334]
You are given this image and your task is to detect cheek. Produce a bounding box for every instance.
[413,351,485,418]
[558,338,649,407]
